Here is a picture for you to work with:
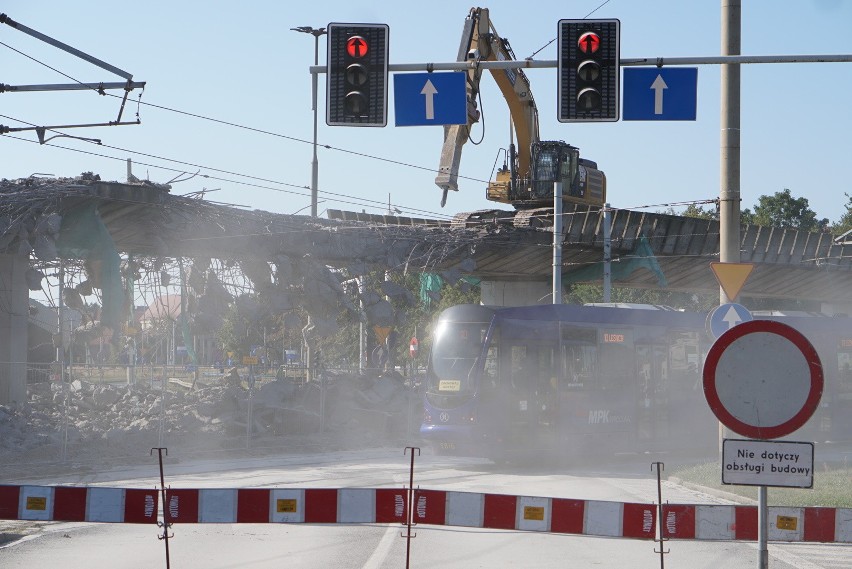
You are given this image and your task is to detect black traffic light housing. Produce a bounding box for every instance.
[326,23,389,127]
[558,19,620,122]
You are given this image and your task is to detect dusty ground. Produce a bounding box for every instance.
[0,372,421,479]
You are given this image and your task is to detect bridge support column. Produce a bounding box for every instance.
[822,302,852,317]
[0,252,29,404]
[480,280,552,307]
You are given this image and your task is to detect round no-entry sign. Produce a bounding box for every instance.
[703,319,823,440]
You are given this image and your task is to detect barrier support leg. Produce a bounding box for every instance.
[652,462,669,568]
[402,447,421,569]
[152,447,173,569]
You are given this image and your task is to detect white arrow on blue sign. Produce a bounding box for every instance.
[707,302,753,339]
[394,72,467,126]
[623,67,698,121]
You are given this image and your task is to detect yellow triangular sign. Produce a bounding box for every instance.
[710,262,754,301]
[373,326,392,345]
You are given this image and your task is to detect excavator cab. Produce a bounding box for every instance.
[529,141,579,201]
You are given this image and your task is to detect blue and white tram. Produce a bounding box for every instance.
[419,303,851,460]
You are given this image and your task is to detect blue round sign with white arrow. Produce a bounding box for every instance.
[707,303,753,339]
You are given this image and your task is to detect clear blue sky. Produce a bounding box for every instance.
[2,0,850,224]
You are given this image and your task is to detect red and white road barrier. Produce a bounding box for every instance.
[163,488,408,524]
[663,504,852,543]
[0,485,158,523]
[162,487,655,540]
[3,483,850,543]
[410,489,655,539]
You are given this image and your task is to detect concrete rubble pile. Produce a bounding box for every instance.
[0,371,420,465]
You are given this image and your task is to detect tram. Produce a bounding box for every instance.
[419,303,851,461]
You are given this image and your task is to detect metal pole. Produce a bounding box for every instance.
[603,204,612,303]
[359,277,366,372]
[307,53,852,76]
[719,0,742,300]
[151,447,172,569]
[310,33,320,217]
[292,26,327,218]
[758,485,768,569]
[552,183,562,305]
[59,261,68,462]
[757,486,769,569]
[718,0,742,458]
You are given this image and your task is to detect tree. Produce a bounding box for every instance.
[747,189,828,232]
[564,283,717,312]
[680,203,718,220]
[831,193,852,237]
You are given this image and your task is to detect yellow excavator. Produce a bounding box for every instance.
[436,8,606,226]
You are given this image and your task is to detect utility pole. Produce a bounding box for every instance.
[291,26,327,217]
[292,26,327,382]
[719,0,742,305]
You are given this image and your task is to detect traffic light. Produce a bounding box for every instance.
[558,19,620,122]
[326,23,389,127]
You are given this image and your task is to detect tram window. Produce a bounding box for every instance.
[483,346,499,388]
[564,344,597,389]
[838,351,852,395]
[561,326,598,390]
[669,331,703,393]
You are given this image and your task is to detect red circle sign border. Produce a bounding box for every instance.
[703,319,824,439]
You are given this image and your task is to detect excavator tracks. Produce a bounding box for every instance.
[450,207,555,229]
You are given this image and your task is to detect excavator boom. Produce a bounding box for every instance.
[435,7,606,213]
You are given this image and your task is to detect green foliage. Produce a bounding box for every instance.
[680,203,718,220]
[565,284,717,312]
[749,189,828,232]
[679,189,841,230]
[831,193,852,237]
[672,461,852,508]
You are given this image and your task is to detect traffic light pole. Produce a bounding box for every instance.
[309,53,852,78]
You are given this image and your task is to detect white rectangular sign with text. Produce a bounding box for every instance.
[722,439,814,488]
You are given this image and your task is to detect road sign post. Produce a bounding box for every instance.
[704,319,824,569]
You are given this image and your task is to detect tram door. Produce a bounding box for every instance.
[503,340,559,450]
[635,343,668,442]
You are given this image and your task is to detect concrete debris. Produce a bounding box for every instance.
[0,372,421,464]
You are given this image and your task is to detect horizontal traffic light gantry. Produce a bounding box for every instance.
[326,23,389,127]
[558,19,620,123]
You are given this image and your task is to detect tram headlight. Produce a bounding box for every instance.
[433,321,447,342]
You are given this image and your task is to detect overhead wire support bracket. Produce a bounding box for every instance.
[0,12,145,138]
[1,13,133,80]
[0,80,146,94]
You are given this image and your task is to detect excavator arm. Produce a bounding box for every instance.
[435,7,539,207]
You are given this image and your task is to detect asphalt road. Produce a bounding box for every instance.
[1,448,850,568]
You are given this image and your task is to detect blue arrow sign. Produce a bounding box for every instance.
[394,72,467,126]
[623,68,697,121]
[707,303,753,339]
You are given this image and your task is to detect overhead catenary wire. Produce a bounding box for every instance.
[0,40,490,212]
[1,129,456,220]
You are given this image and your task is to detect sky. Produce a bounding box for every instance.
[1,0,851,225]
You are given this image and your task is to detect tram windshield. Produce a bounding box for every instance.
[428,319,490,393]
